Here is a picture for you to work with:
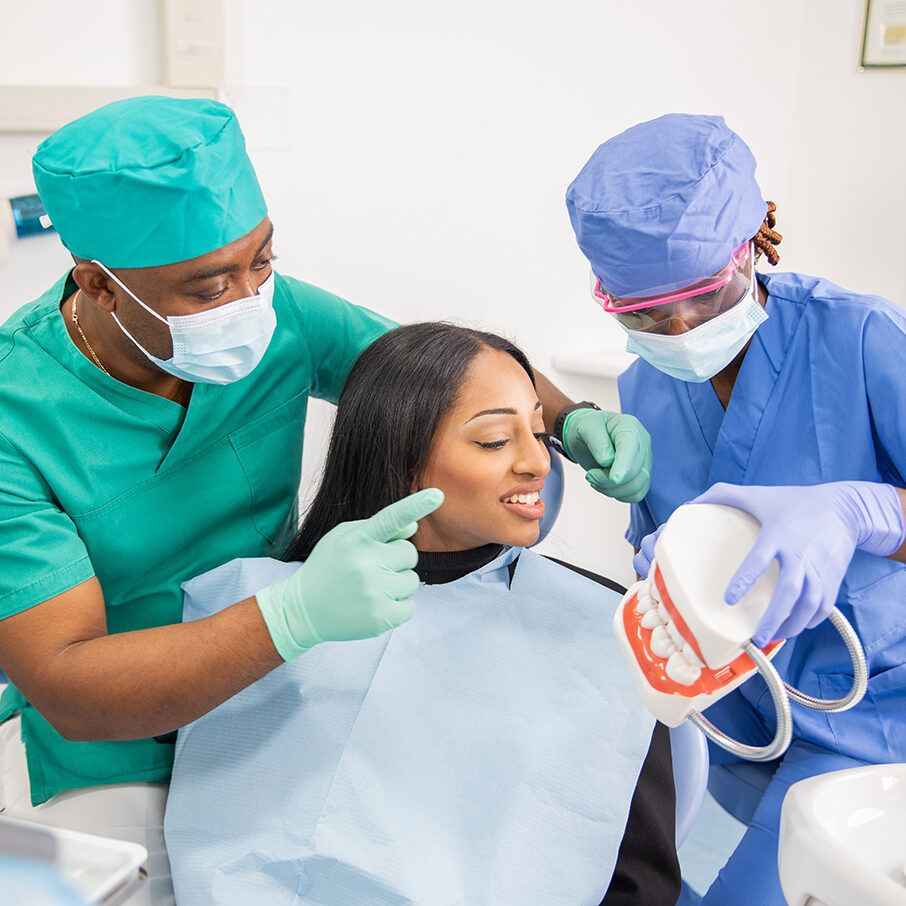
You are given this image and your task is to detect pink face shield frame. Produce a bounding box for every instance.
[593,242,752,313]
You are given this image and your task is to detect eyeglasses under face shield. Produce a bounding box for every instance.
[592,242,754,334]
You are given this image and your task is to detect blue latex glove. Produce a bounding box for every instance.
[256,488,444,662]
[632,524,663,578]
[562,409,652,503]
[691,481,905,645]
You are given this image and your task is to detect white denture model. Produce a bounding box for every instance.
[614,503,869,761]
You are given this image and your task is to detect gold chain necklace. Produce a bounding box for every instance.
[71,291,110,376]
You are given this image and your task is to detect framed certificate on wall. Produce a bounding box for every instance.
[861,0,906,68]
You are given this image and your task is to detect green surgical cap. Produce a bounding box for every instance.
[33,96,267,268]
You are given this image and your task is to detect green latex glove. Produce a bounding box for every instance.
[562,409,652,503]
[256,488,444,662]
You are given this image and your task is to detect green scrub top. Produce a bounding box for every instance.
[0,270,394,804]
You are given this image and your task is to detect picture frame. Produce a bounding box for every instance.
[860,0,906,69]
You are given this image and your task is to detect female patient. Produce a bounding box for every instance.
[164,323,680,906]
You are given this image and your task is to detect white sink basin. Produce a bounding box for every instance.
[779,764,906,906]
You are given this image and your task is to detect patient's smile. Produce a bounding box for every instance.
[500,484,545,519]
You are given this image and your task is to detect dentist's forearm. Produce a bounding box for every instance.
[46,598,282,741]
[0,577,282,742]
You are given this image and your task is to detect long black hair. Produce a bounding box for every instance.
[285,322,534,562]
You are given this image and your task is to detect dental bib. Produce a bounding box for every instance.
[167,548,654,906]
[614,503,868,761]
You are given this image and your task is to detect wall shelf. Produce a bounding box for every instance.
[551,350,636,379]
[0,85,217,133]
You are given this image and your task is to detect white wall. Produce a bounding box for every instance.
[1,1,904,586]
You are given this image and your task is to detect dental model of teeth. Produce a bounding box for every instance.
[633,577,705,686]
[613,503,784,728]
[503,491,541,505]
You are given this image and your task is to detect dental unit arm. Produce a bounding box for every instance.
[614,503,869,761]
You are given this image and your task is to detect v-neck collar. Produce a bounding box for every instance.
[705,286,801,485]
[35,271,195,441]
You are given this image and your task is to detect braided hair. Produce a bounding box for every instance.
[753,201,782,266]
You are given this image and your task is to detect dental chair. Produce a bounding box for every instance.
[779,763,906,906]
[0,816,147,905]
[671,722,710,847]
[0,854,87,905]
[535,444,565,545]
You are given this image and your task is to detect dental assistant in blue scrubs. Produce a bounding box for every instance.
[0,94,651,894]
[566,114,906,905]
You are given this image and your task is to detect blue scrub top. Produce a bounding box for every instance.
[619,271,906,763]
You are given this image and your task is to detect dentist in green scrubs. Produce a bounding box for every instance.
[0,96,651,903]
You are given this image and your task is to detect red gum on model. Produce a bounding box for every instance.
[622,566,783,698]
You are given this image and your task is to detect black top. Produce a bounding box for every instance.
[415,544,681,906]
[415,543,504,584]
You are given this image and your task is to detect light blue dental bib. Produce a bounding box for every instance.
[166,548,654,906]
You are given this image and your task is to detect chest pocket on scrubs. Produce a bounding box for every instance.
[817,664,906,763]
[229,391,307,549]
[823,561,906,756]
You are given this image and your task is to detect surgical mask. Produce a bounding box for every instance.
[94,261,277,385]
[620,271,767,383]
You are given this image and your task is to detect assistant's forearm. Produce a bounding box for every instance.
[42,598,282,741]
[889,487,906,562]
[534,370,573,433]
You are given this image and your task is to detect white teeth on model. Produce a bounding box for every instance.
[682,642,705,669]
[633,577,704,685]
[666,620,686,649]
[650,625,679,658]
[634,586,655,614]
[503,491,541,505]
[666,650,703,685]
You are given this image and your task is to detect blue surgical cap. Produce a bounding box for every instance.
[33,96,268,268]
[565,114,767,297]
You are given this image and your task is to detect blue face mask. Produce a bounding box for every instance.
[94,262,277,385]
[621,273,767,383]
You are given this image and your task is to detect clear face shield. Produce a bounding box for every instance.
[591,241,754,335]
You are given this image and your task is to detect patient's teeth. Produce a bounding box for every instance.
[505,492,540,504]
[641,609,662,630]
[666,651,702,685]
[657,602,670,624]
[682,642,705,669]
[650,625,678,658]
